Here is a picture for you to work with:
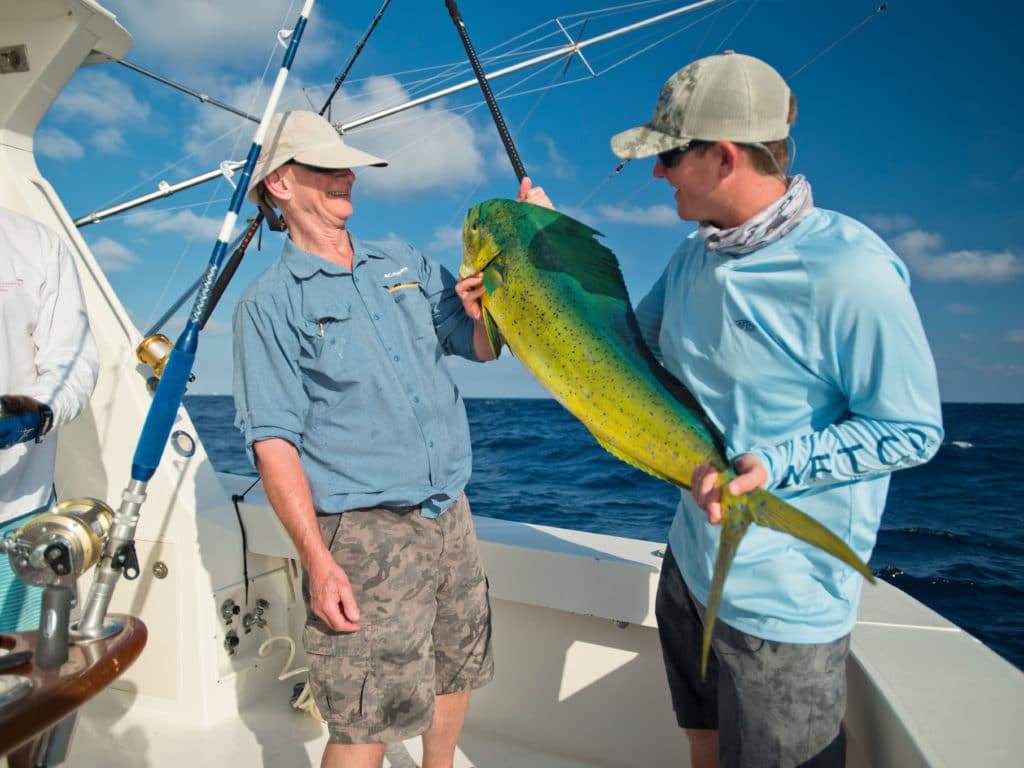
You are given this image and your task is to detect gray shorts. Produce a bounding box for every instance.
[302,494,494,744]
[656,547,848,767]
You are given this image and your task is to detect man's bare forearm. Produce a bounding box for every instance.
[253,438,334,573]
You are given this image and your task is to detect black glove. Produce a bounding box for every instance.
[0,395,54,449]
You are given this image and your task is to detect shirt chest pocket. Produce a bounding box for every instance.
[387,284,433,341]
[301,304,354,380]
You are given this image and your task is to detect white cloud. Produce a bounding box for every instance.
[35,128,84,160]
[1009,330,1024,343]
[54,70,150,124]
[890,230,1024,283]
[427,224,463,258]
[104,0,344,74]
[88,236,139,272]
[92,128,127,154]
[123,209,224,242]
[537,134,575,181]
[183,74,487,199]
[863,214,915,233]
[597,203,679,227]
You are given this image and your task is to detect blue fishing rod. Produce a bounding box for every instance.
[76,0,317,640]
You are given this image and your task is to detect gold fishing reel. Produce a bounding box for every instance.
[1,498,114,587]
[136,333,173,378]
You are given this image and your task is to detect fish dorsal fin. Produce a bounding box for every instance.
[518,204,630,304]
[511,202,728,456]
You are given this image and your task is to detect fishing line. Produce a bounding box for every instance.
[787,3,888,80]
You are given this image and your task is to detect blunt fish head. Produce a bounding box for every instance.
[459,199,522,279]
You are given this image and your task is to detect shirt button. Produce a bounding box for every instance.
[428,440,435,448]
[373,313,380,321]
[393,355,400,362]
[412,396,420,404]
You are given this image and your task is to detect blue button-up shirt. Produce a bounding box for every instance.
[233,234,480,517]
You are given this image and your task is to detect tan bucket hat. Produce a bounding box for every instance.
[246,111,387,204]
[611,51,790,159]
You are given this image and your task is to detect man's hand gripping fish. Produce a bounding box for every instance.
[458,199,875,677]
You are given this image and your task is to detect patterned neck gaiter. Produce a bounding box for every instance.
[699,174,814,257]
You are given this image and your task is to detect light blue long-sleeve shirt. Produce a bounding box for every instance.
[233,234,480,518]
[636,208,943,643]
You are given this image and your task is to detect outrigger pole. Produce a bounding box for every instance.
[75,0,317,639]
[73,0,720,229]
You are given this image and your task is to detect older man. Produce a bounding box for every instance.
[611,53,944,767]
[232,110,547,768]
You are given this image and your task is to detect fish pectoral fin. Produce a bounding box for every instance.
[482,263,504,294]
[745,489,876,583]
[702,508,749,680]
[482,307,505,359]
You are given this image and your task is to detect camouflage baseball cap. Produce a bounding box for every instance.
[611,52,791,160]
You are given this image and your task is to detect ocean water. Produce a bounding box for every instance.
[184,396,1024,672]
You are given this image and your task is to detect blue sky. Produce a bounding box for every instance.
[36,0,1024,402]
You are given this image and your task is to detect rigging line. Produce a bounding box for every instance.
[84,2,295,218]
[117,60,260,123]
[690,0,725,58]
[588,6,714,77]
[787,3,888,80]
[556,0,682,25]
[81,1,723,227]
[712,0,758,53]
[573,6,723,211]
[320,0,393,119]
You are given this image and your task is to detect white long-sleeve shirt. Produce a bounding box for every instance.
[0,208,99,523]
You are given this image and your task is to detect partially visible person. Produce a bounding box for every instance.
[0,207,99,633]
[232,109,546,768]
[606,52,944,767]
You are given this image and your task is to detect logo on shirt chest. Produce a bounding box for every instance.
[0,277,24,293]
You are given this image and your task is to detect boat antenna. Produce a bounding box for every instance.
[197,0,393,330]
[444,0,527,182]
[75,0,318,640]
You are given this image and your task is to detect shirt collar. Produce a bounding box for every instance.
[280,233,386,279]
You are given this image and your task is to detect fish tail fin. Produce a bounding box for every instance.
[740,487,876,584]
[700,488,877,680]
[701,508,749,680]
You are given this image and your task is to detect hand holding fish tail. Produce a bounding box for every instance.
[699,481,878,678]
[691,455,767,525]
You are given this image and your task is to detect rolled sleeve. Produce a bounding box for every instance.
[233,296,308,464]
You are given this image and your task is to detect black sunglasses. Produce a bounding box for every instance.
[656,141,711,169]
[285,159,342,174]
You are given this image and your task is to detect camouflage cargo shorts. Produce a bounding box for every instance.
[302,494,494,744]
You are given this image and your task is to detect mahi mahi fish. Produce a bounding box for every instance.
[459,198,875,676]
